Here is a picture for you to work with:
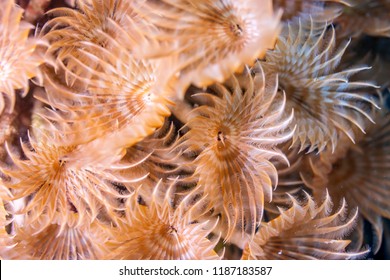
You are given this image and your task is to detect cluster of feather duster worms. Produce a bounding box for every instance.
[0,0,390,260]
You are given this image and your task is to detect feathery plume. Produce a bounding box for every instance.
[262,19,379,153]
[274,0,351,22]
[119,121,191,204]
[0,0,45,114]
[0,130,147,230]
[336,0,390,38]
[128,0,281,92]
[177,63,294,241]
[106,182,221,260]
[41,0,137,85]
[304,108,390,253]
[13,213,109,259]
[242,192,367,260]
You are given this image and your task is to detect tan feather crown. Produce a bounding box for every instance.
[242,192,368,260]
[177,63,294,241]
[0,0,46,115]
[262,18,379,153]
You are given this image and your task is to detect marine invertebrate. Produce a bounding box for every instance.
[129,0,281,92]
[41,0,136,83]
[273,0,351,22]
[106,183,220,260]
[38,53,172,151]
[0,0,45,114]
[177,63,294,241]
[38,1,175,162]
[265,143,307,216]
[0,130,146,229]
[1,0,389,261]
[35,1,178,165]
[119,121,191,203]
[304,109,390,253]
[13,213,109,260]
[335,0,390,38]
[262,18,378,153]
[242,193,367,260]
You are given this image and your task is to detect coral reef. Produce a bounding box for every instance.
[1,0,390,260]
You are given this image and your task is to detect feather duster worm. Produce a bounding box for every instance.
[128,0,281,92]
[177,63,294,241]
[35,47,173,167]
[273,0,351,22]
[39,0,173,160]
[335,0,390,38]
[13,213,109,259]
[39,0,173,142]
[106,183,221,260]
[242,193,367,260]
[41,0,138,86]
[0,130,149,230]
[304,109,390,254]
[37,53,172,150]
[262,19,379,153]
[0,0,45,114]
[265,143,308,216]
[119,121,191,204]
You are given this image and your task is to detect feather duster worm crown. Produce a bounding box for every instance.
[106,182,221,260]
[262,17,379,153]
[12,213,109,260]
[118,120,191,204]
[38,55,172,148]
[39,0,174,161]
[1,0,390,260]
[0,0,46,114]
[0,129,153,229]
[242,192,368,260]
[177,63,294,241]
[127,0,281,93]
[304,104,390,254]
[335,0,390,38]
[41,0,138,85]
